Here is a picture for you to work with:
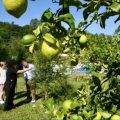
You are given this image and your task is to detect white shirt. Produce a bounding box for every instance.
[23,64,35,80]
[0,67,6,84]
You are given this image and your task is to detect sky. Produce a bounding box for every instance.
[0,0,119,35]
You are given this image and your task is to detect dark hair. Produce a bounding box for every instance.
[21,59,27,63]
[6,60,16,68]
[21,59,32,64]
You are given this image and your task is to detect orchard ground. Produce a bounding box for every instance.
[0,77,49,120]
[0,74,87,120]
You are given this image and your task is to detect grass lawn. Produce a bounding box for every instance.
[0,77,49,120]
[0,75,88,120]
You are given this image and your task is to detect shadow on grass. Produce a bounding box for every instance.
[0,105,4,111]
[14,91,42,107]
[0,92,42,111]
[14,91,27,100]
[15,99,30,107]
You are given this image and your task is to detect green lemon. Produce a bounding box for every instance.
[79,35,87,44]
[111,115,120,120]
[62,100,72,111]
[41,40,60,60]
[21,34,36,46]
[2,0,27,18]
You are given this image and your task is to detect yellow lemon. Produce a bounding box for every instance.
[2,0,28,18]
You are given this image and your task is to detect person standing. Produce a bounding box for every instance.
[4,60,31,111]
[21,60,36,104]
[0,62,6,104]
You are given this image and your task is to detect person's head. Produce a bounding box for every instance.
[6,60,16,68]
[21,60,29,68]
[0,61,6,68]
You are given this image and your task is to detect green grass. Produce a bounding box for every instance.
[0,76,87,120]
[0,77,49,120]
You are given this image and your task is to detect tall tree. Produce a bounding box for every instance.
[30,18,40,29]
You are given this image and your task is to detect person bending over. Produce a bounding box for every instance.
[21,60,36,104]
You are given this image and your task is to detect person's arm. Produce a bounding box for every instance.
[17,68,31,74]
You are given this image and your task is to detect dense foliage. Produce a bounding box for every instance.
[0,21,33,61]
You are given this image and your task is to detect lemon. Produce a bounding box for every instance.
[79,35,87,44]
[41,40,60,60]
[111,115,120,120]
[2,0,28,18]
[21,34,36,46]
[62,100,72,111]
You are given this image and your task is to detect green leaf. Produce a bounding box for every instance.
[41,9,53,22]
[41,22,52,28]
[33,26,41,36]
[92,72,102,90]
[94,95,99,104]
[116,75,120,83]
[56,114,64,120]
[33,22,53,36]
[101,80,109,92]
[70,114,83,120]
[59,0,83,9]
[100,15,106,29]
[100,11,117,28]
[57,13,75,29]
[59,0,68,6]
[93,112,101,120]
[92,71,102,79]
[109,2,120,13]
[115,15,120,23]
[40,22,52,34]
[101,112,111,119]
[83,111,94,119]
[78,21,87,28]
[43,33,57,45]
[83,2,96,20]
[94,0,102,10]
[57,7,70,17]
[83,8,90,20]
[111,105,117,113]
[44,98,54,110]
[68,0,83,10]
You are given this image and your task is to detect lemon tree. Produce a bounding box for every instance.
[1,0,120,120]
